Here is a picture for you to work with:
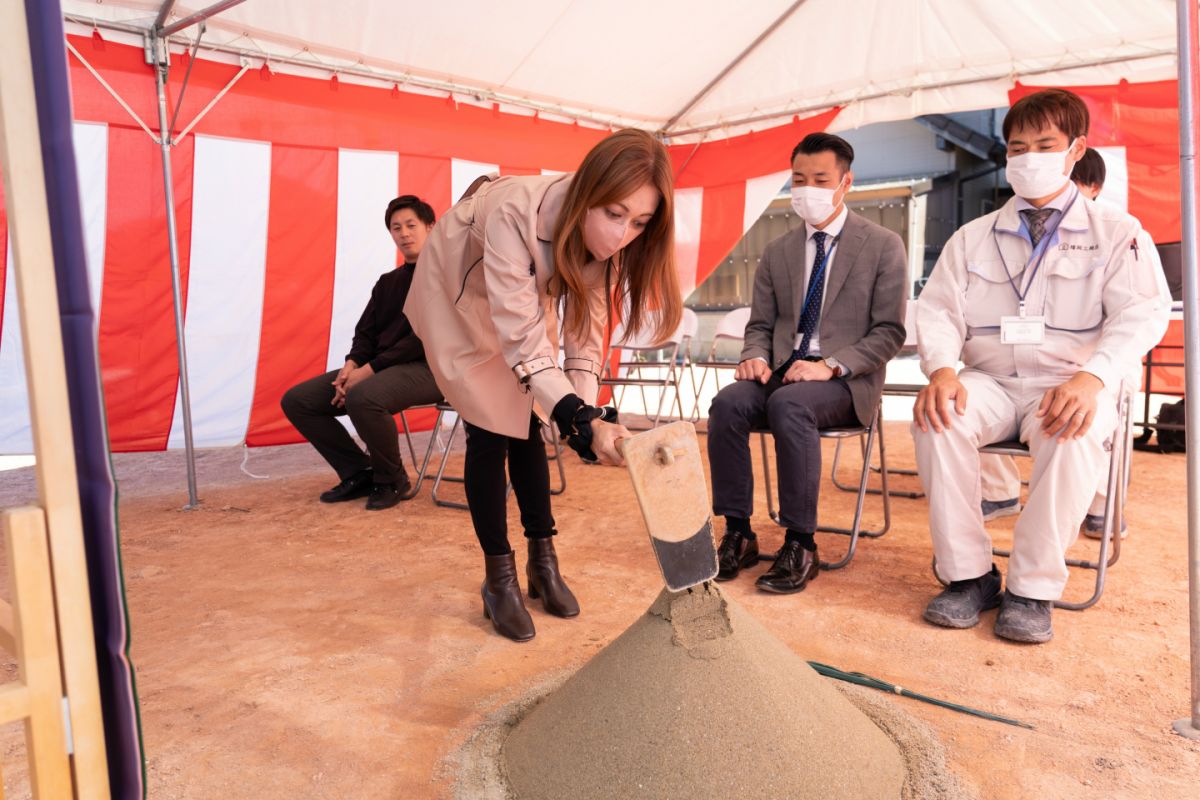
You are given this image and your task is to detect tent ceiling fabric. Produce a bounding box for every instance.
[62,0,1179,139]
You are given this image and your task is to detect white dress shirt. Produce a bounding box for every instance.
[793,203,849,357]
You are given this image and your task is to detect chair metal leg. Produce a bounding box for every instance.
[547,421,567,496]
[756,412,890,571]
[398,408,444,500]
[817,417,890,569]
[692,365,712,423]
[432,415,470,510]
[831,425,925,500]
[760,431,778,524]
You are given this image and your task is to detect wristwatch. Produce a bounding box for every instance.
[823,357,844,377]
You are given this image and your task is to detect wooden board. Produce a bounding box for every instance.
[619,421,718,591]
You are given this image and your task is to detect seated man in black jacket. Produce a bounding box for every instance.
[281,195,442,510]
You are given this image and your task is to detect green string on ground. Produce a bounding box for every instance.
[807,661,1035,730]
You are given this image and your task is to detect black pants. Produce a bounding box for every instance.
[280,362,442,484]
[707,375,856,532]
[464,415,555,556]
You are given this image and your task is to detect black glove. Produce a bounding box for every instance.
[551,394,619,463]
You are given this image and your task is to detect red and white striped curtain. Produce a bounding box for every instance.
[0,34,837,453]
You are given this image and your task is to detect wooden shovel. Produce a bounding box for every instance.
[616,421,718,591]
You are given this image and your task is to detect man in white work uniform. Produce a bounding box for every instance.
[911,89,1170,643]
[978,147,1172,539]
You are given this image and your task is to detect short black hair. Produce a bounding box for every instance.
[790,132,854,173]
[1003,88,1089,142]
[1071,147,1106,189]
[385,195,435,228]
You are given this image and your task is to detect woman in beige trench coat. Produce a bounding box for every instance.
[405,129,682,641]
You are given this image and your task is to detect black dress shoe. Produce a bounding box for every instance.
[755,540,818,594]
[715,530,760,581]
[319,470,373,503]
[364,473,413,510]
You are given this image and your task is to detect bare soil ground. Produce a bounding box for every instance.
[1,421,1198,799]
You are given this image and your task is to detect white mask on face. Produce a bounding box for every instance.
[790,177,845,226]
[583,208,628,261]
[1005,140,1078,200]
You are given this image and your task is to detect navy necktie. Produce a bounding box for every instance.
[796,230,828,358]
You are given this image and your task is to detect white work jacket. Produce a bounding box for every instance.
[917,193,1171,390]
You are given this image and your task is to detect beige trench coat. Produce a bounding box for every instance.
[405,173,608,439]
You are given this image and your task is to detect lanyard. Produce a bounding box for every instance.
[801,234,840,316]
[991,188,1079,317]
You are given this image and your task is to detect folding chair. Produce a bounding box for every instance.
[837,299,924,499]
[690,306,751,421]
[931,389,1132,610]
[429,403,520,510]
[601,308,696,429]
[397,402,448,500]
[754,403,891,570]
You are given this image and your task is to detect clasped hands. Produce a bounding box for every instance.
[330,360,374,407]
[734,357,833,385]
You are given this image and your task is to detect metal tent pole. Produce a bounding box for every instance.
[149,31,200,509]
[1174,0,1200,742]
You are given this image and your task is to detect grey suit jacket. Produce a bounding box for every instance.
[741,210,908,426]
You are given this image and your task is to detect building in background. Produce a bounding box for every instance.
[687,109,1009,316]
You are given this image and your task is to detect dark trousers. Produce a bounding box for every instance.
[464,415,555,556]
[708,376,856,532]
[280,362,442,484]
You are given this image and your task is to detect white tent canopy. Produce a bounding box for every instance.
[62,0,1180,139]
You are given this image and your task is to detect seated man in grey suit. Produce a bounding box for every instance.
[708,133,907,594]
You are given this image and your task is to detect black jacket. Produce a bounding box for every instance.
[345,264,425,372]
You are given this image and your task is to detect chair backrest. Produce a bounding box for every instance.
[680,307,699,338]
[611,309,684,350]
[707,306,752,359]
[713,307,751,341]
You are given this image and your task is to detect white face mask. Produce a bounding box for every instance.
[790,177,845,226]
[583,207,629,261]
[1005,140,1078,200]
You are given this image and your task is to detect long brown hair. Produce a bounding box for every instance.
[552,129,681,344]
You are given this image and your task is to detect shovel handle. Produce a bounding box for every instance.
[614,437,686,466]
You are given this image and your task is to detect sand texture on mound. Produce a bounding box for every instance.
[502,583,906,799]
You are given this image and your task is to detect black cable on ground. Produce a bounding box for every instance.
[807,661,1035,730]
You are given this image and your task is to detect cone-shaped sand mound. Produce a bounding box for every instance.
[503,584,906,799]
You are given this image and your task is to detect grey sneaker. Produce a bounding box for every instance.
[1082,514,1128,540]
[994,590,1053,643]
[923,565,1002,628]
[981,497,1021,522]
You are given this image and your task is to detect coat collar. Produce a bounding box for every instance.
[823,211,867,311]
[785,210,867,325]
[995,183,1088,236]
[536,174,574,243]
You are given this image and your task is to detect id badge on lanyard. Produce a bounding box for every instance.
[1000,312,1045,344]
[993,191,1076,345]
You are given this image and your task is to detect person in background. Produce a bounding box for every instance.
[977,147,1170,540]
[706,132,907,594]
[913,90,1170,644]
[405,129,680,642]
[281,195,442,511]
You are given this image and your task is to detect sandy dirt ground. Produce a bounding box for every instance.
[1,420,1198,799]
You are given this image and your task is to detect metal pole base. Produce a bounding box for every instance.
[1173,718,1200,740]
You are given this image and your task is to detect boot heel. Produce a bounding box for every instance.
[527,579,541,600]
